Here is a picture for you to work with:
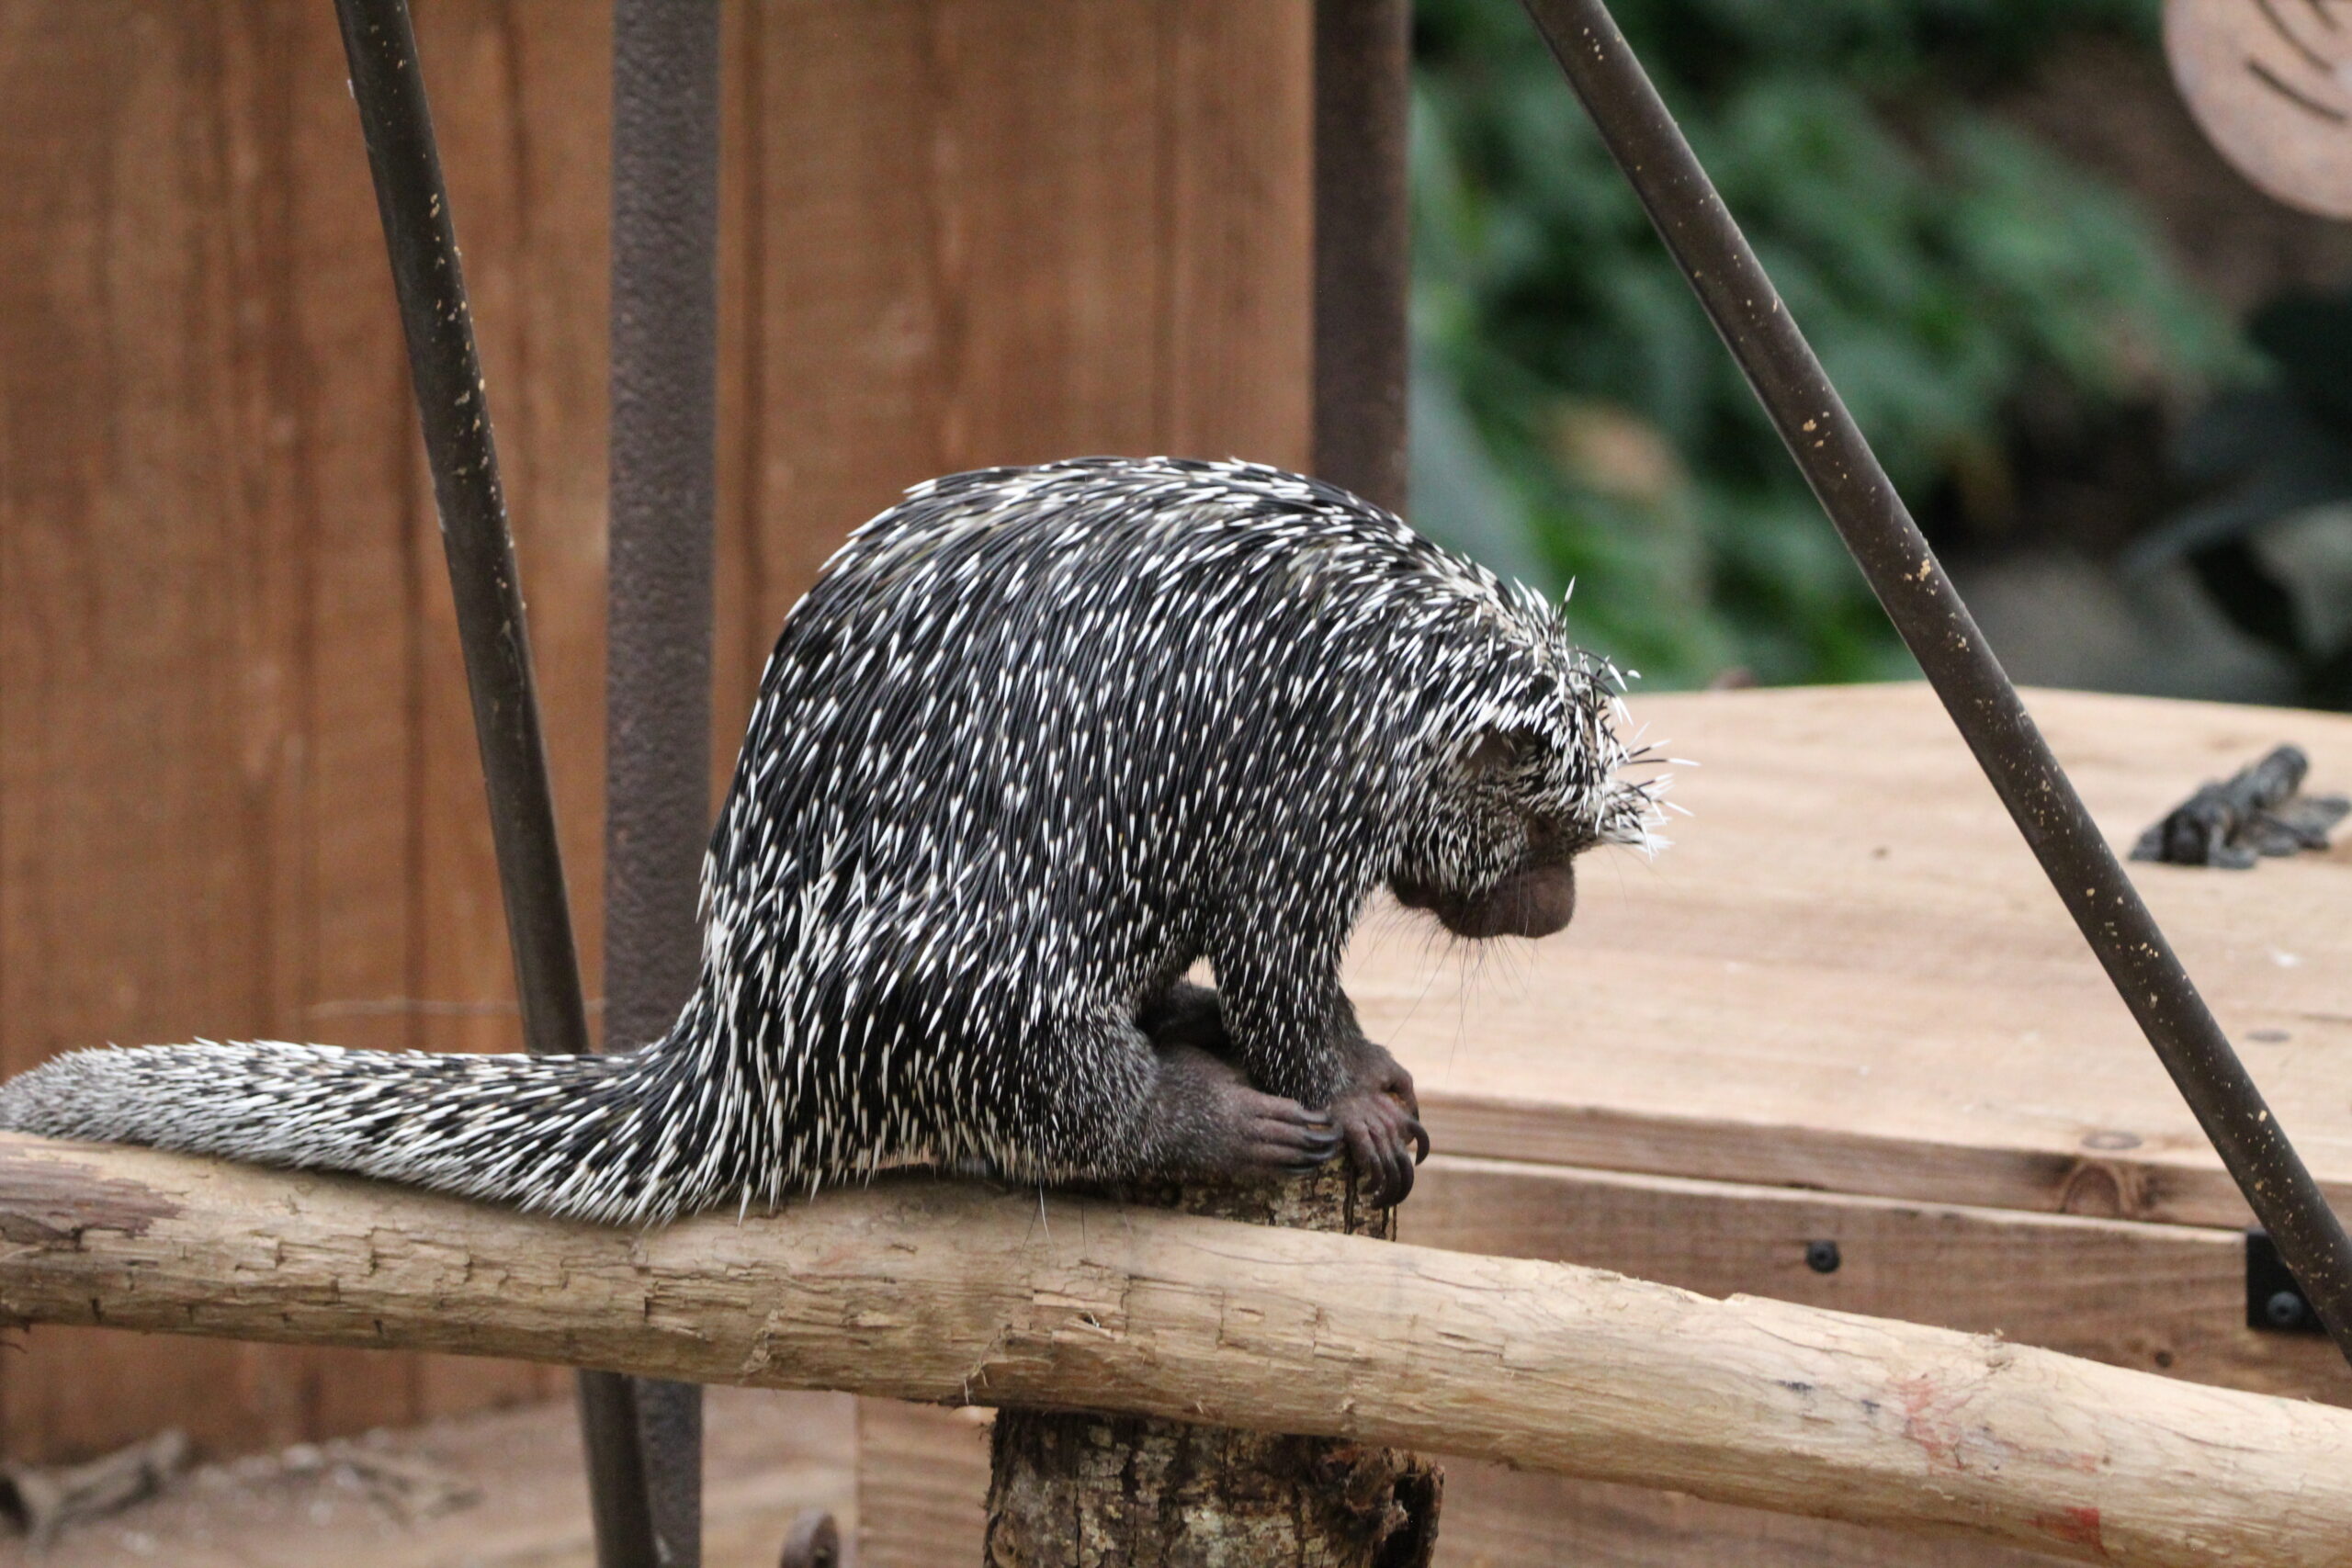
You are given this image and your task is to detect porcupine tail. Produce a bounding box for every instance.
[0,1028,741,1226]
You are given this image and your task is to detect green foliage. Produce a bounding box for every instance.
[2132,286,2352,706]
[1410,0,2249,686]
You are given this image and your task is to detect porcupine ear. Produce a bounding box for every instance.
[1464,729,1517,775]
[1463,724,1545,777]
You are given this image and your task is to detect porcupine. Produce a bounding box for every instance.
[0,457,1664,1223]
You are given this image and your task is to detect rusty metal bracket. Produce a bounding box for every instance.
[603,0,723,1563]
[1313,0,1412,513]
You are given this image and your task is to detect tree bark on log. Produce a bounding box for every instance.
[983,1168,1441,1567]
[5,1134,2352,1567]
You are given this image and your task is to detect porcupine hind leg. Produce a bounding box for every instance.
[1016,1001,1340,1184]
[1139,979,1427,1203]
[1141,1042,1346,1180]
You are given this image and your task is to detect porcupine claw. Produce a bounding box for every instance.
[1333,1089,1424,1205]
[1238,1092,1343,1170]
[1329,1041,1426,1205]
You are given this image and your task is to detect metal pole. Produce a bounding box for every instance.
[1312,0,1412,513]
[326,2,667,1559]
[1518,0,2352,1364]
[603,1,721,1563]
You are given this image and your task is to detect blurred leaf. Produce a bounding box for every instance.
[1409,0,2241,689]
[2144,287,2352,700]
[2249,291,2352,436]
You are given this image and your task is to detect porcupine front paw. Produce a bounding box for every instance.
[1329,1040,1429,1206]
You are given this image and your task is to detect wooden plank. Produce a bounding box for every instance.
[857,1399,992,1568]
[930,0,1165,465]
[738,0,950,629]
[1354,684,2352,1228]
[1437,1463,2060,1568]
[1406,1156,2352,1407]
[1158,0,1313,468]
[735,0,1314,632]
[0,0,323,1461]
[710,0,765,794]
[401,0,610,1065]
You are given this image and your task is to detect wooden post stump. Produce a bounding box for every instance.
[982,1168,1442,1567]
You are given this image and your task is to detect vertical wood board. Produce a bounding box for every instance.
[0,0,1310,1461]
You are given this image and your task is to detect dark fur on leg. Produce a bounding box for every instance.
[1137,981,1426,1201]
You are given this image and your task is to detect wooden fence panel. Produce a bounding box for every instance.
[0,0,1309,1461]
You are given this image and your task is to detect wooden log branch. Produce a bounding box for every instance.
[986,1168,1440,1567]
[3,1134,2349,1567]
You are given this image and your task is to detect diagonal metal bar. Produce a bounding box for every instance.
[602,1,722,1563]
[327,1,666,1559]
[1518,0,2352,1363]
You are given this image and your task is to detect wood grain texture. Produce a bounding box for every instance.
[1357,684,2352,1229]
[860,1400,994,1568]
[982,1169,1437,1568]
[6,1135,2352,1568]
[729,0,1311,671]
[857,1424,2070,1568]
[859,1154,2352,1564]
[1407,1156,2352,1408]
[0,0,1312,1461]
[1434,1463,2062,1568]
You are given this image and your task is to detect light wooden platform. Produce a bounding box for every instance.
[1363,682,2352,1228]
[862,682,2352,1566]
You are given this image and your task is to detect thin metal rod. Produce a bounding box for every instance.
[605,0,721,1562]
[327,1,665,1558]
[573,1372,660,1568]
[1519,0,2352,1363]
[1312,0,1412,513]
[332,0,591,1063]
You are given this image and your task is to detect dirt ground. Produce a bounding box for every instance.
[0,1387,856,1568]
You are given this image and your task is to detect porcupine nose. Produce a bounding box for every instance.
[1460,860,1576,938]
[1394,859,1577,939]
